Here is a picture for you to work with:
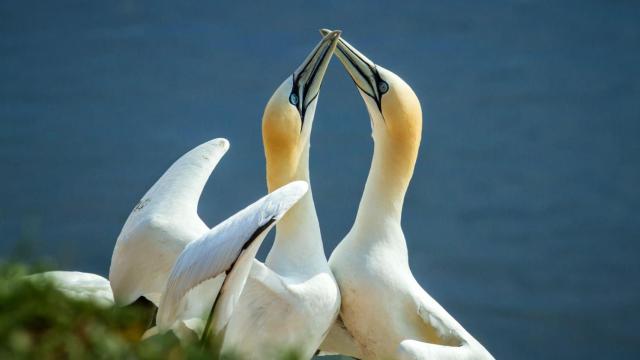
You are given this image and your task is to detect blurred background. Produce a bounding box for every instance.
[1,0,639,358]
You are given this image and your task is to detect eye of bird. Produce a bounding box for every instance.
[289,93,299,106]
[378,81,389,94]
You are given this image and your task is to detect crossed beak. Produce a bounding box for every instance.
[291,30,341,119]
[319,28,386,110]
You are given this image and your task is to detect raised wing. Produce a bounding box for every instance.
[109,138,229,306]
[155,181,309,333]
[125,137,229,222]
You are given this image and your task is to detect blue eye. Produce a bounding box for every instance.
[378,81,389,94]
[289,93,299,106]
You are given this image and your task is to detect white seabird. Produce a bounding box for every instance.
[108,138,308,341]
[152,179,308,342]
[26,178,307,346]
[220,31,343,359]
[318,30,495,360]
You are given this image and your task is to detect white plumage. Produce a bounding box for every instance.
[155,180,308,337]
[107,137,308,340]
[22,29,496,360]
[220,31,342,359]
[109,138,229,307]
[319,31,494,360]
[27,271,114,307]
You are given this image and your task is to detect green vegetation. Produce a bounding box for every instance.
[0,263,263,359]
[0,263,352,359]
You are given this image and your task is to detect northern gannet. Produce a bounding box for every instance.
[319,30,495,360]
[27,181,307,345]
[220,31,342,359]
[153,179,308,342]
[109,139,308,341]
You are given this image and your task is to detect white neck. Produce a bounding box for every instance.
[349,127,417,251]
[265,144,328,275]
[352,146,403,233]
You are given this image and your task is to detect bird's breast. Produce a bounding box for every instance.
[224,270,339,358]
[331,245,417,359]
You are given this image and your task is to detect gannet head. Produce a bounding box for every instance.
[321,29,422,147]
[263,30,341,191]
[322,29,422,189]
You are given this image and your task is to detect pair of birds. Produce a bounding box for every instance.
[36,30,494,360]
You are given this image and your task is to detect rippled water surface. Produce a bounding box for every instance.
[1,1,639,358]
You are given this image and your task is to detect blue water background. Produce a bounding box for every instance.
[1,1,639,358]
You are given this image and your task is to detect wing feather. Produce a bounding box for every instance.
[118,137,229,232]
[156,181,308,330]
[109,138,229,305]
[28,271,114,307]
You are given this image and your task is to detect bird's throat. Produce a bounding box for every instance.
[265,144,328,275]
[355,135,419,228]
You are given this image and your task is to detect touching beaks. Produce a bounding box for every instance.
[291,30,341,120]
[319,28,387,110]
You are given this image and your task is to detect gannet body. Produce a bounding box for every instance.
[220,32,342,359]
[153,180,308,341]
[109,138,308,341]
[319,31,494,360]
[27,271,114,307]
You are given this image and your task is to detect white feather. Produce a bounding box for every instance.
[109,138,229,306]
[27,271,114,307]
[319,34,494,360]
[155,181,309,334]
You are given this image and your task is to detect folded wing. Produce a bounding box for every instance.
[155,181,309,338]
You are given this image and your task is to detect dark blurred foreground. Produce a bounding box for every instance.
[0,263,309,360]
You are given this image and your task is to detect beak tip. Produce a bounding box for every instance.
[319,28,335,37]
[328,31,341,41]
